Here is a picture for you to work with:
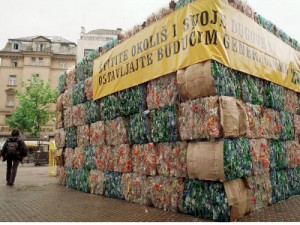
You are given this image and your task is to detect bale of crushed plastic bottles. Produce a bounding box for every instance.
[90,121,106,147]
[84,146,96,170]
[72,81,86,106]
[88,170,105,195]
[84,100,100,124]
[146,73,178,110]
[122,173,151,205]
[127,112,151,145]
[100,94,119,121]
[132,143,157,176]
[119,84,147,116]
[151,105,178,143]
[156,142,187,178]
[105,117,129,146]
[264,81,284,111]
[104,171,124,199]
[270,169,288,203]
[77,125,90,147]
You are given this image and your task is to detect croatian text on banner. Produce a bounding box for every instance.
[93,0,300,100]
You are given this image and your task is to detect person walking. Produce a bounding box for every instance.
[1,129,27,186]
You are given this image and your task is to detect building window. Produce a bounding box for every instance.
[6,96,15,107]
[38,57,43,66]
[31,57,36,65]
[8,75,17,86]
[84,49,93,57]
[5,115,12,120]
[12,42,20,51]
[32,74,40,83]
[59,61,67,69]
[11,59,18,67]
[36,44,44,52]
[61,44,69,52]
[0,58,2,66]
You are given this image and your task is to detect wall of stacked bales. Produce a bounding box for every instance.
[55,0,300,222]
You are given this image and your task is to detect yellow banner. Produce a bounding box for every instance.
[93,0,300,100]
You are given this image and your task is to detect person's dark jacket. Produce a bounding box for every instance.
[1,136,27,162]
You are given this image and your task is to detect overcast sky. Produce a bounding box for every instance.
[0,0,299,49]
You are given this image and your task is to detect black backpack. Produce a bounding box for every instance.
[7,140,19,156]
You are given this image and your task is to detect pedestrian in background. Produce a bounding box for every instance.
[1,129,27,186]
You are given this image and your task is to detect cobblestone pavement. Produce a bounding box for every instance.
[0,162,299,222]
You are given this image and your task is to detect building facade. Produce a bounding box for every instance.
[77,27,122,62]
[0,36,76,147]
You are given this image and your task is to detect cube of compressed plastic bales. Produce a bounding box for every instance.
[84,100,100,124]
[177,61,241,100]
[72,81,86,106]
[65,127,77,148]
[84,146,96,170]
[122,173,151,205]
[72,104,86,126]
[57,166,66,185]
[65,65,76,89]
[62,88,72,109]
[88,170,105,195]
[90,121,105,147]
[64,148,75,168]
[181,178,230,221]
[100,94,119,121]
[156,142,187,177]
[262,109,281,139]
[285,140,300,168]
[95,145,110,171]
[56,94,64,111]
[187,138,252,181]
[76,168,89,193]
[77,125,90,147]
[54,128,65,148]
[211,60,241,98]
[250,139,270,175]
[294,114,300,139]
[66,168,76,189]
[127,112,151,145]
[84,77,93,101]
[279,111,294,141]
[58,72,66,94]
[270,169,288,203]
[113,144,131,173]
[179,96,221,140]
[246,103,263,139]
[76,50,98,82]
[246,174,272,212]
[270,140,287,170]
[149,176,184,212]
[63,107,73,128]
[105,117,129,145]
[264,81,284,111]
[284,88,298,114]
[146,73,178,110]
[119,84,146,116]
[132,143,157,176]
[224,138,252,180]
[287,167,300,197]
[151,105,178,143]
[241,73,263,105]
[104,171,124,199]
[55,111,63,129]
[73,147,84,169]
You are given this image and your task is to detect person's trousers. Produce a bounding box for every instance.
[6,159,19,184]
